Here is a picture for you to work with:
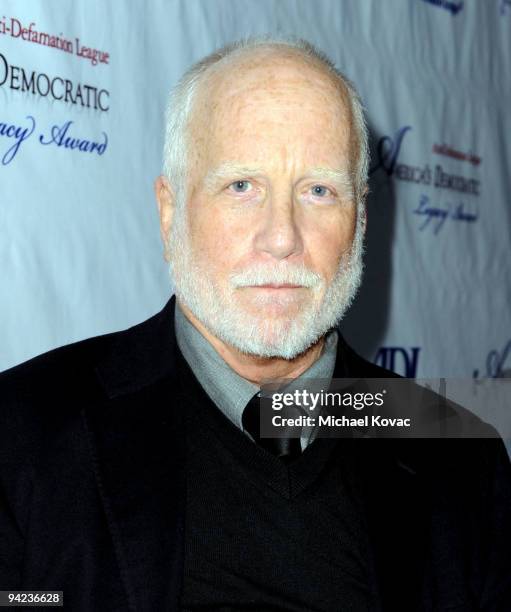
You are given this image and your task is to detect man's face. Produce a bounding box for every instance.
[168,53,364,359]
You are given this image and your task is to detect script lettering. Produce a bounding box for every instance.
[0,115,35,165]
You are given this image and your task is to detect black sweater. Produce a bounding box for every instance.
[178,352,378,611]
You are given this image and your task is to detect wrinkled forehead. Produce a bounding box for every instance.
[206,47,348,97]
[187,49,355,172]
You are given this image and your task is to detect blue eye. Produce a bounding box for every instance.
[230,180,252,193]
[311,185,330,197]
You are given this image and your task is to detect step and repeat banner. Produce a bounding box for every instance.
[1,0,510,382]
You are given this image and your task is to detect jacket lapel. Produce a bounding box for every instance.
[84,297,186,611]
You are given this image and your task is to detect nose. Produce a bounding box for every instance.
[253,194,303,260]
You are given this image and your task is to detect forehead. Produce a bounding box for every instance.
[189,51,354,174]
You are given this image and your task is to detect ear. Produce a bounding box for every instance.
[154,175,174,262]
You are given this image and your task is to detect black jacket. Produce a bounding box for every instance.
[1,296,510,611]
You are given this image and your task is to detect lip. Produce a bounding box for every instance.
[249,284,304,289]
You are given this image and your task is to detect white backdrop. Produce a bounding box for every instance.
[1,0,510,382]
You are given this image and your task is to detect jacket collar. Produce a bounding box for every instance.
[94,296,178,399]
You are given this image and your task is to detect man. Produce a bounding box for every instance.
[1,37,510,611]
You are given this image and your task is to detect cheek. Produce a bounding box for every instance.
[305,208,357,276]
[339,208,358,247]
[187,204,249,273]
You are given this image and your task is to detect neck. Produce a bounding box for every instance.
[177,299,325,386]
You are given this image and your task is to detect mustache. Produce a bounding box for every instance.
[229,263,323,288]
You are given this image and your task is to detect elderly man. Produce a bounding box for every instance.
[1,37,510,612]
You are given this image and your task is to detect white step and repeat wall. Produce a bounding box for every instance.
[1,0,510,380]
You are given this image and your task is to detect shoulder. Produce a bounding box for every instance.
[1,327,111,417]
[337,332,510,477]
[0,302,173,456]
[0,301,177,543]
[0,331,106,469]
[0,300,173,401]
[339,331,500,435]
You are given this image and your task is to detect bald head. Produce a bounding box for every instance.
[187,49,355,201]
[162,37,369,209]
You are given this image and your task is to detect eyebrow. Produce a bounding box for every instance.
[305,167,354,198]
[203,162,354,198]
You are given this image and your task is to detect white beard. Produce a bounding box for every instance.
[169,206,364,360]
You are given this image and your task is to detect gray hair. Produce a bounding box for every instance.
[162,35,369,208]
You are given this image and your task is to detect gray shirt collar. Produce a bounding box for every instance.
[174,301,338,449]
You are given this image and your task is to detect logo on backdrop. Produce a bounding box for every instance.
[0,115,107,165]
[0,15,111,165]
[0,16,109,66]
[0,49,110,165]
[374,347,421,378]
[0,53,109,112]
[473,339,511,379]
[421,0,464,16]
[370,126,481,235]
